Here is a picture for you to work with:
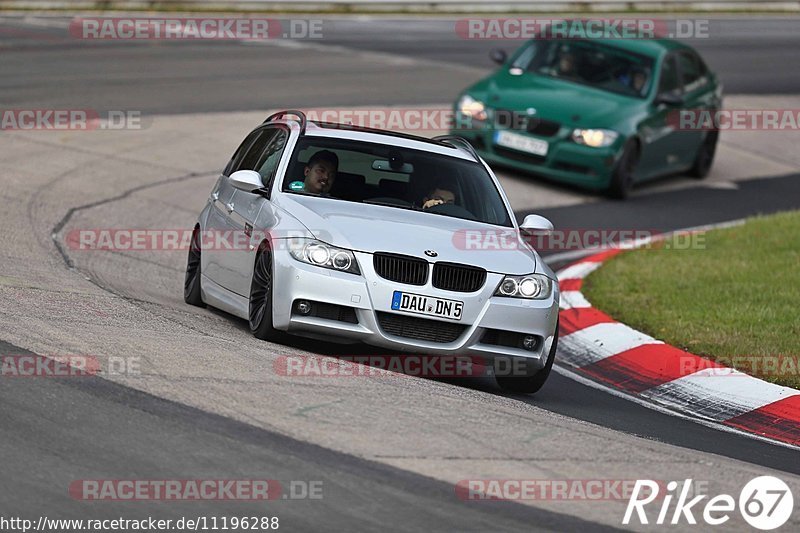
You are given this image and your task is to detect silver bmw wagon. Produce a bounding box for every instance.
[185,110,560,393]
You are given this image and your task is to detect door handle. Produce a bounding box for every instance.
[226,202,234,214]
[210,191,219,202]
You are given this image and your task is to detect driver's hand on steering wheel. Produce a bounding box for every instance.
[422,198,445,209]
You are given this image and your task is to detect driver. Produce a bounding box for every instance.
[421,185,456,210]
[302,150,338,194]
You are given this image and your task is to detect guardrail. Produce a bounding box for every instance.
[1,0,799,12]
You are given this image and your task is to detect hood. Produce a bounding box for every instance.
[276,194,541,275]
[482,71,638,127]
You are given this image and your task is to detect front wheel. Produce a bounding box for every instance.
[688,130,719,179]
[494,322,558,394]
[184,226,205,307]
[249,246,284,342]
[607,140,640,200]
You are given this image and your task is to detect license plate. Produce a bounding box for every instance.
[495,130,548,156]
[391,291,464,321]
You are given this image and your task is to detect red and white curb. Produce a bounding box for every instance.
[556,248,800,448]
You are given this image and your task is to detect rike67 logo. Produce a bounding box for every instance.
[624,476,794,529]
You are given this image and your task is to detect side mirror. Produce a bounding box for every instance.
[654,92,684,107]
[520,214,554,234]
[489,49,507,65]
[229,170,264,193]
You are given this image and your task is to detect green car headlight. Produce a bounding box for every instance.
[571,128,619,148]
[288,239,361,275]
[457,94,488,121]
[495,274,553,300]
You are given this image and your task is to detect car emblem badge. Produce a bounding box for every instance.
[424,250,438,257]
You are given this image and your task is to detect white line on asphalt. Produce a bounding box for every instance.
[239,37,486,73]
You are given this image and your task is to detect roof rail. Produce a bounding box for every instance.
[432,135,480,162]
[263,109,307,134]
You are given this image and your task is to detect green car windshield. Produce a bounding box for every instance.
[512,40,654,98]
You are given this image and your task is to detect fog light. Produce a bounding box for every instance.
[522,335,537,351]
[296,300,312,315]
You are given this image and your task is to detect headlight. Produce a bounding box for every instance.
[495,274,552,300]
[571,129,619,148]
[289,239,360,275]
[457,94,488,121]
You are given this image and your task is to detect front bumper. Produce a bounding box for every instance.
[271,249,560,368]
[451,116,621,189]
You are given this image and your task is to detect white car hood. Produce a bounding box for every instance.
[277,194,541,275]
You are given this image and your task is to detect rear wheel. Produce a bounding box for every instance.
[494,322,558,394]
[607,140,639,200]
[688,130,719,179]
[183,226,205,307]
[249,245,284,342]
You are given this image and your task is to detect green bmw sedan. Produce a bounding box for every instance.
[450,38,722,198]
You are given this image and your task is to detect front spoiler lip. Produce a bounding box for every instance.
[285,303,557,367]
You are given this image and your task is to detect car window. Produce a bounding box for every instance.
[282,137,513,227]
[511,39,654,98]
[224,130,260,176]
[658,55,681,95]
[230,129,276,174]
[255,128,288,183]
[678,51,708,92]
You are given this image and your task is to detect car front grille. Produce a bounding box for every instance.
[376,312,466,344]
[495,109,561,137]
[526,118,561,137]
[373,252,428,285]
[432,263,486,293]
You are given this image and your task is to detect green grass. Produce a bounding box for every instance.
[583,211,800,389]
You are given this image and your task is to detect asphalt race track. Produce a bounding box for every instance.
[1,13,799,531]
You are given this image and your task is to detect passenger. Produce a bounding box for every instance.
[303,150,338,194]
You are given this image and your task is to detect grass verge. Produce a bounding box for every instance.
[583,210,800,389]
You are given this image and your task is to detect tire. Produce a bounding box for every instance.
[607,140,640,200]
[688,130,719,179]
[183,225,205,307]
[494,322,559,394]
[249,244,284,342]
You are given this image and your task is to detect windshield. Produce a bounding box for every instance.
[512,39,654,98]
[282,136,513,227]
